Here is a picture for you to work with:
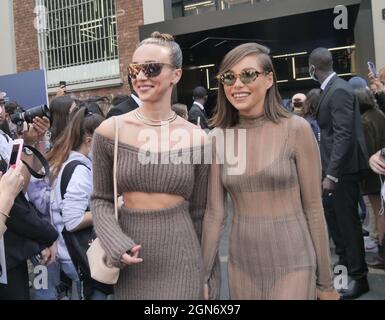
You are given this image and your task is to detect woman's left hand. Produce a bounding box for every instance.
[317,288,340,300]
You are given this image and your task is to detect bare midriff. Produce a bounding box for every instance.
[122,192,185,210]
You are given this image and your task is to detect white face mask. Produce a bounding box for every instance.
[309,65,319,82]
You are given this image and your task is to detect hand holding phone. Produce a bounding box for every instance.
[8,139,24,169]
[368,61,377,78]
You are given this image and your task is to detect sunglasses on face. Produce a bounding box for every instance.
[217,69,267,86]
[128,62,175,79]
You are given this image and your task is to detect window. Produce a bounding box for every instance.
[171,0,262,18]
[36,0,119,87]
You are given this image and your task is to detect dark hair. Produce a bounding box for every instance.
[193,86,208,100]
[211,42,289,128]
[111,94,130,107]
[50,95,76,143]
[301,89,321,118]
[46,108,104,180]
[309,48,333,72]
[355,87,377,114]
[4,101,20,115]
[138,31,182,68]
[78,101,104,117]
[292,99,304,109]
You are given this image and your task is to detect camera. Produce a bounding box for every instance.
[10,104,50,124]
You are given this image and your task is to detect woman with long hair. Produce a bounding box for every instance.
[300,88,321,143]
[202,43,338,300]
[44,108,109,300]
[91,32,219,299]
[49,95,77,145]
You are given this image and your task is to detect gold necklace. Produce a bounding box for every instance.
[135,109,178,126]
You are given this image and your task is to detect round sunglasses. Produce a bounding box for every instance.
[128,62,175,79]
[217,69,267,86]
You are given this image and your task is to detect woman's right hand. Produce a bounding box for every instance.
[120,245,143,265]
[0,165,25,201]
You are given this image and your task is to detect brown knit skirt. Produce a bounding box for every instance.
[114,201,204,300]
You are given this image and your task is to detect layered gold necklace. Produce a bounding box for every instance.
[134,109,178,126]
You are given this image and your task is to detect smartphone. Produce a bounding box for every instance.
[59,81,67,93]
[368,61,377,77]
[8,139,24,169]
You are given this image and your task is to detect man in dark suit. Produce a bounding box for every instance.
[309,48,369,299]
[188,86,210,130]
[106,78,141,118]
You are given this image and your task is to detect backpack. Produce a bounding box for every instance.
[60,160,95,278]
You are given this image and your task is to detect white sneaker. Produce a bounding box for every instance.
[364,236,378,253]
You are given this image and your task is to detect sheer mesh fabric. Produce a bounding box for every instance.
[202,114,334,300]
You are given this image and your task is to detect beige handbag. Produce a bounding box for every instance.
[87,117,120,285]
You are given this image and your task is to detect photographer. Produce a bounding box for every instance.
[0,91,58,299]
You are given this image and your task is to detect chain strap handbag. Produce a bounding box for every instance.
[87,117,120,285]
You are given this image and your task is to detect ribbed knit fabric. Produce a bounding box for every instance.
[202,114,334,300]
[91,132,211,299]
[115,202,202,299]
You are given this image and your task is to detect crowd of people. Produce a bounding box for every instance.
[0,31,385,300]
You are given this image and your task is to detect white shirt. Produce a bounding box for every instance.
[50,151,92,262]
[321,72,336,91]
[131,94,142,107]
[0,130,12,162]
[193,101,205,111]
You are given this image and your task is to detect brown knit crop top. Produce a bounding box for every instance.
[93,133,208,198]
[91,131,209,267]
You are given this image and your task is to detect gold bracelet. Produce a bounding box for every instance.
[0,209,10,219]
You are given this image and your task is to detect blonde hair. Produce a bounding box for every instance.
[138,31,182,68]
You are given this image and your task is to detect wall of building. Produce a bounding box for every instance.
[143,0,164,25]
[0,0,17,76]
[354,0,376,78]
[13,0,40,73]
[12,0,144,101]
[372,0,385,69]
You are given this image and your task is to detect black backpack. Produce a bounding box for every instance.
[60,160,113,297]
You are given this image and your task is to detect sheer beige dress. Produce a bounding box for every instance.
[202,114,334,299]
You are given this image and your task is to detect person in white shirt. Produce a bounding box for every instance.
[43,107,109,300]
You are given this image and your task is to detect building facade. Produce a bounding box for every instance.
[0,0,384,104]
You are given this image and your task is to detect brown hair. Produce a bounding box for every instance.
[50,95,76,144]
[46,107,104,180]
[301,88,321,118]
[138,31,182,68]
[171,103,188,119]
[210,42,289,128]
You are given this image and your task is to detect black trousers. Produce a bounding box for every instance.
[0,261,30,300]
[323,174,368,280]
